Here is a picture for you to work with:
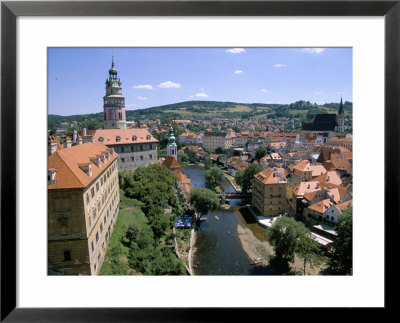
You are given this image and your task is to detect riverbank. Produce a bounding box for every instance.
[234,206,327,275]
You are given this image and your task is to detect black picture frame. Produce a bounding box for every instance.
[1,1,399,321]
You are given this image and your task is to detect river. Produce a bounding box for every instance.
[183,165,274,275]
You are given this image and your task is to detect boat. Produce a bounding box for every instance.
[249,257,263,265]
[215,216,220,221]
[199,217,208,222]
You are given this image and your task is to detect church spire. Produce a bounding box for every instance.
[339,94,344,115]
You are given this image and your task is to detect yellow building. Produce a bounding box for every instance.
[202,131,233,153]
[252,168,288,216]
[48,142,119,275]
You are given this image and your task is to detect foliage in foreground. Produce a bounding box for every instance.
[327,207,353,275]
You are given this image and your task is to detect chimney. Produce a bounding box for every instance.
[77,136,83,145]
[64,136,72,148]
[48,137,57,156]
[83,128,87,136]
[73,130,77,143]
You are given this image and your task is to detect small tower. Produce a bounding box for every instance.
[167,127,177,160]
[336,95,345,133]
[103,57,126,129]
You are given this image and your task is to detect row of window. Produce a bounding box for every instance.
[113,144,156,153]
[120,155,154,164]
[87,162,117,204]
[91,203,119,274]
[89,181,118,228]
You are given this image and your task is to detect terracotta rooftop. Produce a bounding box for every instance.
[94,128,158,145]
[254,168,287,184]
[162,156,181,170]
[48,142,118,190]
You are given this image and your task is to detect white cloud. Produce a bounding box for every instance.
[273,64,286,68]
[314,91,322,95]
[302,48,326,54]
[195,92,208,98]
[260,89,269,94]
[226,48,246,54]
[234,70,243,74]
[137,96,147,100]
[158,81,181,88]
[132,84,153,90]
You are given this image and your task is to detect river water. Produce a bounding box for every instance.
[183,165,273,275]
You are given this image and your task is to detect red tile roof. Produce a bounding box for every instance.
[48,142,118,189]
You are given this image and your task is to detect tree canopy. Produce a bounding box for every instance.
[205,166,225,190]
[268,216,309,261]
[255,146,267,162]
[190,187,219,216]
[234,163,262,193]
[327,207,353,275]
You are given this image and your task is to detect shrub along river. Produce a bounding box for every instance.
[183,165,275,275]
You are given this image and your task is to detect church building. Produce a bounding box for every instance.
[299,97,345,143]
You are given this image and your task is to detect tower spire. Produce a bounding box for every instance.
[339,93,344,115]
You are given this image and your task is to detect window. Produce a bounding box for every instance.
[96,182,99,192]
[131,146,134,152]
[97,202,101,212]
[140,156,143,160]
[121,158,125,163]
[121,147,125,153]
[96,232,99,243]
[150,155,152,159]
[91,241,94,253]
[99,137,104,143]
[88,216,92,227]
[100,223,103,233]
[131,156,134,162]
[98,253,101,261]
[140,145,143,151]
[63,250,72,262]
[104,215,107,224]
[116,136,121,142]
[101,178,103,186]
[86,194,89,204]
[132,136,137,141]
[91,187,95,198]
[146,135,151,140]
[93,208,96,220]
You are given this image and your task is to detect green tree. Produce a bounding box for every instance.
[215,147,224,154]
[203,156,213,170]
[234,163,262,193]
[296,233,324,275]
[190,187,219,216]
[268,216,308,261]
[178,151,189,167]
[327,207,353,275]
[255,146,267,162]
[205,166,225,189]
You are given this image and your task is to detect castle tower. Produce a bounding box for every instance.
[167,127,177,160]
[336,95,345,133]
[103,57,126,129]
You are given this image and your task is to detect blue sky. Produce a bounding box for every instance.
[48,47,352,116]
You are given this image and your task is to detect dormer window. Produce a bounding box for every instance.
[90,156,102,168]
[132,136,137,141]
[78,163,92,177]
[146,135,151,140]
[48,168,58,185]
[116,136,121,142]
[99,137,104,143]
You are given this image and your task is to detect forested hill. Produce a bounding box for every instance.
[48,99,352,131]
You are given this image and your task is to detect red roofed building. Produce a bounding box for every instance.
[252,168,288,216]
[48,142,120,275]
